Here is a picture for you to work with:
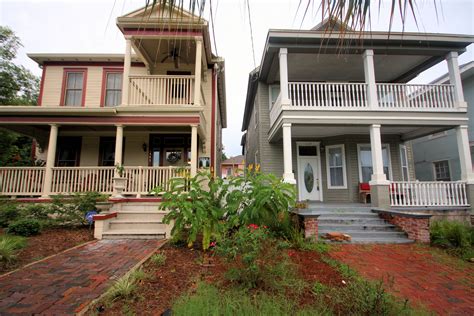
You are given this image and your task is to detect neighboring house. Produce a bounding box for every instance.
[221,155,245,178]
[411,62,474,181]
[241,20,474,211]
[0,5,227,199]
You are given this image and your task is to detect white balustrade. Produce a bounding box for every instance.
[51,167,115,194]
[128,75,195,106]
[269,93,282,126]
[390,181,469,207]
[0,167,45,196]
[377,84,455,110]
[123,166,190,195]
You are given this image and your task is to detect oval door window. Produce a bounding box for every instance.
[304,163,314,193]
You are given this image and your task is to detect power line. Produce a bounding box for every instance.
[246,0,256,68]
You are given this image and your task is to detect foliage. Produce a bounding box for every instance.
[430,220,474,260]
[49,192,107,226]
[21,204,52,221]
[7,218,42,236]
[115,164,125,177]
[150,253,166,266]
[286,226,330,253]
[105,268,148,302]
[0,235,27,264]
[0,203,20,227]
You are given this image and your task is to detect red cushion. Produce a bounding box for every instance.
[360,182,370,191]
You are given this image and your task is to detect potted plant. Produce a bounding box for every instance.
[113,164,127,197]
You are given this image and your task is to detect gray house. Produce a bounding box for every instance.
[411,62,474,181]
[241,21,474,211]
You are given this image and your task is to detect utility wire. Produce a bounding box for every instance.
[210,0,218,55]
[246,0,256,68]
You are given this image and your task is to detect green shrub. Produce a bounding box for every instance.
[21,204,51,221]
[430,220,473,259]
[0,235,27,264]
[7,219,42,236]
[104,268,148,302]
[0,203,20,227]
[150,253,166,266]
[49,192,107,226]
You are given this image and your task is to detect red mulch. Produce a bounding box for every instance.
[0,226,94,274]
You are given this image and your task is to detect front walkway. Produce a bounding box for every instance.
[330,244,474,315]
[0,239,165,315]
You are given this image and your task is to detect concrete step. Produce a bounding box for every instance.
[102,231,166,240]
[318,213,379,218]
[111,202,161,212]
[318,218,387,225]
[319,230,407,239]
[108,220,167,231]
[115,211,167,221]
[348,237,414,244]
[318,223,398,231]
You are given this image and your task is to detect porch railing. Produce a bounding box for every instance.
[0,167,45,196]
[377,84,455,110]
[51,167,115,195]
[390,181,469,207]
[122,166,190,195]
[128,75,195,106]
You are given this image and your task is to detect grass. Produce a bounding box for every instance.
[0,235,27,265]
[149,253,166,266]
[104,268,148,302]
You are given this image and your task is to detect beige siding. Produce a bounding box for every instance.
[123,134,149,166]
[80,136,100,166]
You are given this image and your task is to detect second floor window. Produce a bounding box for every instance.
[64,72,85,106]
[105,72,123,106]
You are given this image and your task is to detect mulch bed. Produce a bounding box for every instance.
[0,226,94,274]
[95,245,343,315]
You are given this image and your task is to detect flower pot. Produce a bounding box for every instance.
[113,177,127,198]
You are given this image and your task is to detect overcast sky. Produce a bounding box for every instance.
[1,0,473,157]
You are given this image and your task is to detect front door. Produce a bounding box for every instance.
[297,143,321,201]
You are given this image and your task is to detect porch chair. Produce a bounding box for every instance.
[359,182,371,204]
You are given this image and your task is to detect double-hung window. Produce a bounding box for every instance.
[433,160,451,181]
[326,144,347,188]
[63,69,86,106]
[104,72,123,106]
[357,144,391,183]
[400,145,409,181]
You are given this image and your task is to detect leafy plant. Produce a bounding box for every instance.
[49,192,107,226]
[115,164,125,177]
[0,235,27,264]
[430,220,473,259]
[105,268,148,302]
[150,253,166,266]
[7,218,42,236]
[0,203,20,227]
[21,204,52,221]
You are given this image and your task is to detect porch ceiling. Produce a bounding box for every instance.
[133,38,197,69]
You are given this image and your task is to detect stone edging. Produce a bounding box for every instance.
[372,208,432,219]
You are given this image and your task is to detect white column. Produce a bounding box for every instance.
[282,123,296,184]
[114,125,124,175]
[121,39,132,106]
[363,49,378,110]
[42,124,59,197]
[456,125,474,183]
[369,124,389,185]
[190,124,198,176]
[446,52,467,108]
[279,48,291,105]
[193,37,203,106]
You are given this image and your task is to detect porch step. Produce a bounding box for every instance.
[115,211,167,221]
[319,217,387,225]
[111,202,161,213]
[102,230,166,240]
[318,223,398,231]
[109,220,167,231]
[346,236,414,244]
[319,230,407,239]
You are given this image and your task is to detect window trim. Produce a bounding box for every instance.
[357,143,392,183]
[399,144,410,181]
[253,106,258,130]
[100,67,123,107]
[432,159,451,181]
[268,84,280,109]
[325,144,347,189]
[60,68,87,107]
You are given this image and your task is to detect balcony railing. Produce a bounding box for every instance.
[0,167,45,196]
[128,75,195,106]
[390,181,469,207]
[122,166,190,195]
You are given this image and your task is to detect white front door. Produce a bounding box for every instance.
[297,144,321,201]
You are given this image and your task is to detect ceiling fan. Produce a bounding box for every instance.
[161,48,181,69]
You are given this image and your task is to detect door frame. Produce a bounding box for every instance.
[296,141,323,202]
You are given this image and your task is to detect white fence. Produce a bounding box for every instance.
[129,75,195,106]
[51,167,115,194]
[377,84,455,110]
[0,167,45,196]
[122,166,190,195]
[390,181,469,207]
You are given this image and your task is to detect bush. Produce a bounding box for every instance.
[0,203,20,227]
[105,268,148,302]
[49,192,107,226]
[21,204,51,221]
[0,235,27,264]
[7,219,42,236]
[150,253,166,266]
[430,220,473,259]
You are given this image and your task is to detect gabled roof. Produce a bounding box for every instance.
[429,61,474,85]
[311,17,354,32]
[222,155,245,165]
[121,3,198,20]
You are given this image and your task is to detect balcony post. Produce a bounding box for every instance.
[446,52,467,108]
[121,38,132,106]
[193,37,203,106]
[363,49,378,110]
[282,123,296,184]
[41,124,59,198]
[190,124,198,176]
[369,124,390,208]
[279,48,291,105]
[114,125,124,174]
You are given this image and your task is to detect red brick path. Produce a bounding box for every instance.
[330,244,474,315]
[0,239,165,315]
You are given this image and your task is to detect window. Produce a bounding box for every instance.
[433,160,451,181]
[62,69,87,106]
[357,144,391,183]
[56,137,82,166]
[268,85,280,108]
[99,137,116,166]
[104,71,122,106]
[254,106,258,129]
[326,144,347,189]
[400,145,409,181]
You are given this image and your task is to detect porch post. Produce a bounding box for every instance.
[446,52,467,109]
[121,38,132,106]
[456,125,474,183]
[279,48,291,105]
[362,49,378,110]
[190,124,198,176]
[42,124,59,198]
[369,124,390,208]
[114,125,124,174]
[282,123,296,184]
[193,37,203,106]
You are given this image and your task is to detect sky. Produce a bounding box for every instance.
[1,0,473,157]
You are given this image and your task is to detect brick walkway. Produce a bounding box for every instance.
[330,244,474,315]
[0,239,165,315]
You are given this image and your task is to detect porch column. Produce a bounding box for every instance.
[456,125,474,183]
[190,124,198,176]
[121,38,132,106]
[193,37,203,106]
[369,124,390,208]
[279,48,291,105]
[363,49,378,110]
[282,123,296,184]
[42,124,59,198]
[114,125,124,175]
[446,52,467,109]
